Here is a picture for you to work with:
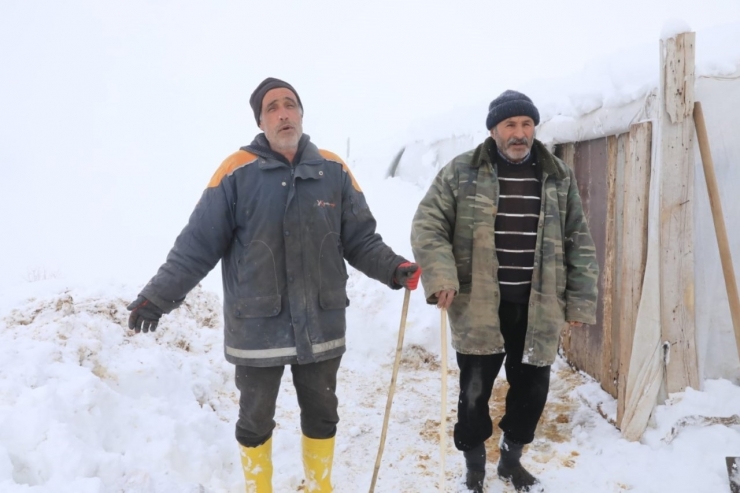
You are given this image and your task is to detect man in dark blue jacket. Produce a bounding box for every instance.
[127,77,420,493]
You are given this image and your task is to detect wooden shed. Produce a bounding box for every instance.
[392,28,740,441]
[542,31,740,438]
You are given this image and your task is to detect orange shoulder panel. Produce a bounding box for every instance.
[318,149,362,192]
[207,150,258,188]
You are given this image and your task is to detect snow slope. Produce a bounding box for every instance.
[2,242,739,492]
[393,21,740,187]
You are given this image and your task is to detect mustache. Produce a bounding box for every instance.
[506,137,530,146]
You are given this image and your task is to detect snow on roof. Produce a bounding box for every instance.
[404,22,740,146]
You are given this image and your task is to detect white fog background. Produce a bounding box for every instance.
[2,0,739,293]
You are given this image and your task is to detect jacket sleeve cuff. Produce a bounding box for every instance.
[387,256,409,290]
[423,282,459,305]
[565,303,597,325]
[139,290,185,314]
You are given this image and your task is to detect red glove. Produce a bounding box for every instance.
[394,261,422,290]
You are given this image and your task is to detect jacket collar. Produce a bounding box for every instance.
[241,133,319,168]
[471,137,568,180]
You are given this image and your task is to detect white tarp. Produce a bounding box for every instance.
[694,72,740,383]
[621,71,740,440]
[621,238,665,441]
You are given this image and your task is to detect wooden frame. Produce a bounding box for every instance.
[556,125,652,409]
[616,122,652,425]
[659,32,699,393]
[552,32,700,437]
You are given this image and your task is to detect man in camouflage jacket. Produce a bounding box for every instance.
[411,90,598,492]
[126,77,421,493]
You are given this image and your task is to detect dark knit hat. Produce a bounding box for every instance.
[485,90,540,130]
[249,77,303,125]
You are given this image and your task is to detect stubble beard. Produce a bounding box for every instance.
[494,132,534,163]
[268,120,303,154]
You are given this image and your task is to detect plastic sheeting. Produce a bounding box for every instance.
[620,86,666,441]
[621,239,665,441]
[694,73,740,384]
[621,72,740,440]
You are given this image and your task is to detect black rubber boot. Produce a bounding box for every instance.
[496,436,540,492]
[463,442,486,492]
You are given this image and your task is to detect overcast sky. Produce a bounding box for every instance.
[1,0,739,292]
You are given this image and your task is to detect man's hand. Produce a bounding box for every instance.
[127,296,164,333]
[568,321,584,328]
[394,262,422,290]
[436,289,456,309]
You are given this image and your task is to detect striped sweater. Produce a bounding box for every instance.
[494,150,541,304]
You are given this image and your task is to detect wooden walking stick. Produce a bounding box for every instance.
[369,288,411,493]
[694,102,740,487]
[693,102,740,363]
[439,307,448,492]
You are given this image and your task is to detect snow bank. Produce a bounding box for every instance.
[2,279,739,492]
[392,21,740,187]
[661,19,693,41]
[0,283,240,492]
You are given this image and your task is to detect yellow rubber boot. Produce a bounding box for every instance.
[301,435,335,492]
[239,438,273,493]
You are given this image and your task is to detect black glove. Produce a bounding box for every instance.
[393,261,422,290]
[127,296,164,333]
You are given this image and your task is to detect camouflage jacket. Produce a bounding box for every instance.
[410,137,598,366]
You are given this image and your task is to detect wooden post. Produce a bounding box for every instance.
[601,135,619,397]
[561,142,576,170]
[659,32,699,393]
[439,309,448,492]
[369,289,411,493]
[617,122,652,426]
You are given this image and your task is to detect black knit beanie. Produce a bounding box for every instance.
[485,90,540,130]
[249,77,303,125]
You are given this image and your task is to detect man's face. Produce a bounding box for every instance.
[491,116,536,162]
[259,88,303,152]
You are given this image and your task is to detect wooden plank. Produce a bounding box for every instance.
[665,34,695,124]
[561,143,576,170]
[565,138,607,384]
[617,121,652,426]
[613,133,628,394]
[659,32,699,393]
[601,135,619,397]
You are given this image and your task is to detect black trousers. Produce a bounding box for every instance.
[234,356,342,448]
[453,300,551,451]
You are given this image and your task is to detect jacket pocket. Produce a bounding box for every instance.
[319,287,349,310]
[234,295,282,318]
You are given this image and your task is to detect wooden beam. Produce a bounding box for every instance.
[613,133,628,396]
[601,135,619,398]
[561,143,576,170]
[617,122,652,426]
[659,32,699,393]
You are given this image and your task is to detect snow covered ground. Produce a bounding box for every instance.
[2,5,740,492]
[1,168,739,492]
